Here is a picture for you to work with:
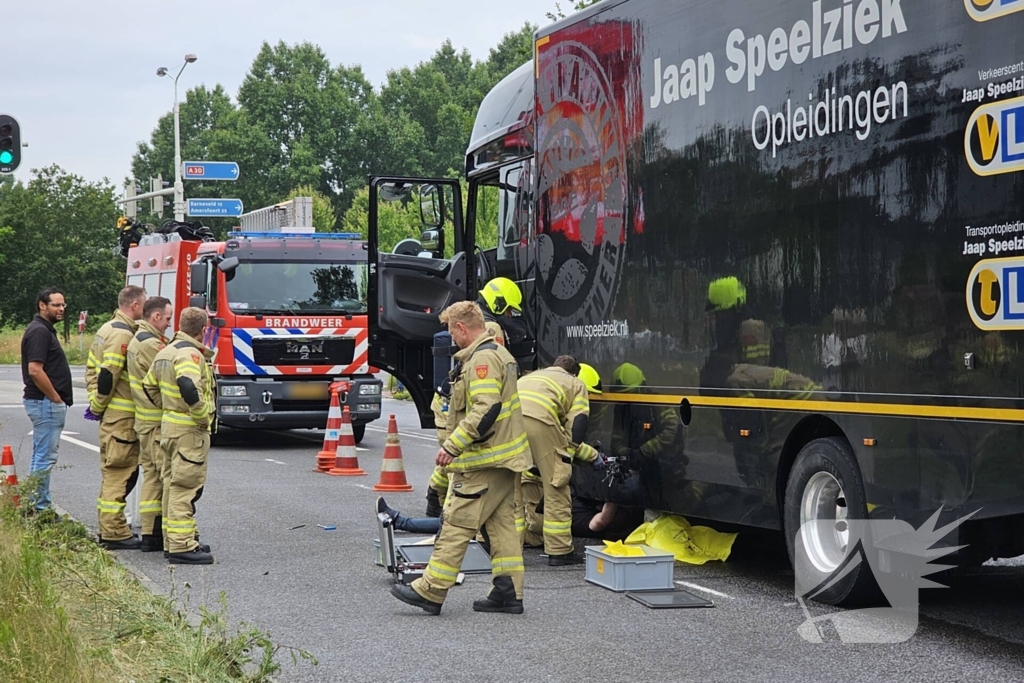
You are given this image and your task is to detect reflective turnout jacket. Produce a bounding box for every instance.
[85,310,139,419]
[442,331,530,473]
[143,331,215,438]
[518,366,599,463]
[126,320,168,434]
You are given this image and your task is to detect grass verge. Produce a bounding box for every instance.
[0,484,316,682]
[0,326,95,365]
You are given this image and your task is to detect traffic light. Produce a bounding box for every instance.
[151,174,170,218]
[0,114,21,174]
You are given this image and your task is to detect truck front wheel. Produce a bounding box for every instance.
[784,437,879,607]
[352,424,365,444]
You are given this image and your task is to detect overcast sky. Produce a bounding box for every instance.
[5,0,561,187]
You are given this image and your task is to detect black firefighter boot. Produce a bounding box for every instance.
[472,575,524,614]
[140,515,163,552]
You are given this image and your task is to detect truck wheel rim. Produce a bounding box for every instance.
[800,472,849,574]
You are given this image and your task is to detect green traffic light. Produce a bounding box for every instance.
[0,150,12,164]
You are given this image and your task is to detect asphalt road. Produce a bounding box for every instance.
[0,365,1022,682]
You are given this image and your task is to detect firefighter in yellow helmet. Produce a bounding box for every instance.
[85,285,146,549]
[519,356,605,564]
[609,362,682,505]
[477,276,527,346]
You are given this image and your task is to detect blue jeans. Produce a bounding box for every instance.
[23,398,67,510]
[394,513,440,535]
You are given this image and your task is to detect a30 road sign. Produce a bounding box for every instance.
[187,198,244,217]
[182,161,240,181]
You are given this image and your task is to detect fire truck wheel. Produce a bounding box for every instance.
[352,424,365,444]
[783,437,881,607]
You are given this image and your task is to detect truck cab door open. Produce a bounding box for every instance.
[368,176,471,426]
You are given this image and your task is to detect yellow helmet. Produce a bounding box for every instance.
[707,277,747,312]
[578,363,602,394]
[480,277,523,315]
[612,362,646,392]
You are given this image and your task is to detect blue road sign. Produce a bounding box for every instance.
[187,198,244,217]
[182,161,240,181]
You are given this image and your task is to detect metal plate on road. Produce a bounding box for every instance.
[187,198,244,217]
[182,161,240,181]
[625,589,715,609]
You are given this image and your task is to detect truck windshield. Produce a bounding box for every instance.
[225,261,368,315]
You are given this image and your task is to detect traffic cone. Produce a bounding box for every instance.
[373,415,414,492]
[316,387,344,473]
[1,445,20,508]
[328,406,366,477]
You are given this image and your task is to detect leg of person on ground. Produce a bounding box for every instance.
[377,497,441,535]
[521,472,544,548]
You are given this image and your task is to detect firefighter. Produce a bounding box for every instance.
[519,356,605,565]
[126,296,173,552]
[422,277,517,519]
[85,285,146,549]
[478,276,527,346]
[390,301,531,615]
[144,307,216,565]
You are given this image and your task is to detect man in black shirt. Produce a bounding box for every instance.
[22,287,73,512]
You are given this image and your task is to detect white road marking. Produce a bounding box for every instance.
[0,404,26,408]
[265,458,287,465]
[354,484,373,491]
[60,434,100,453]
[675,581,733,599]
[365,426,436,442]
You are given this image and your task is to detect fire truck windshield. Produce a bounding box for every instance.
[225,261,368,315]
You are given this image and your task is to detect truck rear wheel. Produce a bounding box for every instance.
[352,424,365,444]
[784,437,879,607]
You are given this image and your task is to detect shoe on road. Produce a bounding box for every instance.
[167,549,214,565]
[390,584,441,615]
[99,536,142,551]
[548,551,585,566]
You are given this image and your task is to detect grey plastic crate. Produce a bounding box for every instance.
[585,544,675,592]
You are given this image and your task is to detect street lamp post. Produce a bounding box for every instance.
[156,53,197,222]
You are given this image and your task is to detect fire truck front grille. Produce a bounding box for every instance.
[251,336,355,366]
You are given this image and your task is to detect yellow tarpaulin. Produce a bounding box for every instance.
[624,514,737,565]
[601,540,647,557]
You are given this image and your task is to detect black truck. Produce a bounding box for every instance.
[366,0,1024,604]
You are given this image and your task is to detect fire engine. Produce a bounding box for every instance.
[118,218,382,442]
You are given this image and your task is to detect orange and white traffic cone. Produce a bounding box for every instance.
[316,385,345,473]
[373,415,414,492]
[1,444,20,508]
[328,406,366,477]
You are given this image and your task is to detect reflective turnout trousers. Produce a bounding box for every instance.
[521,469,544,548]
[137,426,164,537]
[160,430,209,553]
[524,415,574,556]
[412,468,524,605]
[97,415,140,541]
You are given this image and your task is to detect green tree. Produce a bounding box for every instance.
[285,185,336,232]
[0,166,122,339]
[231,42,373,216]
[341,185,424,254]
[130,84,239,233]
[546,0,601,21]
